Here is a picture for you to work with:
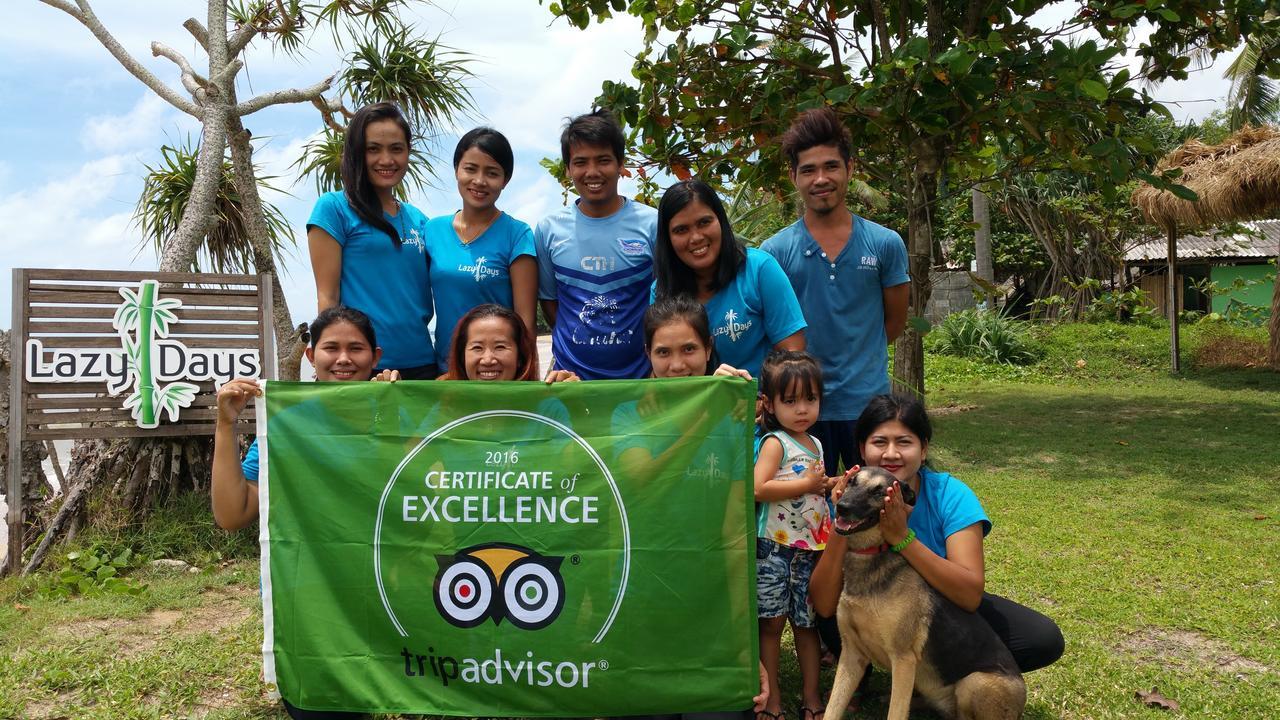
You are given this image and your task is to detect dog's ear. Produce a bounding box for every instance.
[897,481,917,506]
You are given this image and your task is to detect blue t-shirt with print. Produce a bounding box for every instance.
[242,438,260,482]
[535,198,658,380]
[652,248,806,379]
[425,212,536,371]
[761,215,908,420]
[906,468,991,557]
[307,191,434,370]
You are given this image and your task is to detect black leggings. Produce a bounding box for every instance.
[816,592,1064,674]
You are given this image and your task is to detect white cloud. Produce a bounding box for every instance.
[0,155,143,258]
[81,94,179,153]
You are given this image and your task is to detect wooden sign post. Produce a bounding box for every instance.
[5,269,276,574]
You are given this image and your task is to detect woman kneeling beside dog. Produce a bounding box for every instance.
[809,394,1063,713]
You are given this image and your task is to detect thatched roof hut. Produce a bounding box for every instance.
[1131,125,1280,370]
[1133,125,1280,231]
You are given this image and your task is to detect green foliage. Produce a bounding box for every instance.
[1083,286,1160,324]
[925,309,1042,365]
[41,545,146,600]
[723,184,792,246]
[938,188,1045,280]
[924,319,1273,386]
[1224,24,1280,129]
[1191,271,1276,326]
[135,139,294,274]
[82,490,261,567]
[342,28,477,146]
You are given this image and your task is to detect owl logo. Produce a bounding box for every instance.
[432,542,566,630]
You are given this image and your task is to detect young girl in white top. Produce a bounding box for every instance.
[754,349,836,720]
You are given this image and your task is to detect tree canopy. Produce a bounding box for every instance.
[543,0,1275,393]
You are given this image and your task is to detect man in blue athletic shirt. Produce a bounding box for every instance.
[761,108,910,473]
[535,109,658,379]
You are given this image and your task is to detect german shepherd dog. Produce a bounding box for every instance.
[824,467,1025,720]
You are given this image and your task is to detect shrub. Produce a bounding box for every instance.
[926,309,1043,365]
[1192,322,1270,368]
[1083,287,1160,325]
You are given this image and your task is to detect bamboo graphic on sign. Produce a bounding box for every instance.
[113,280,199,428]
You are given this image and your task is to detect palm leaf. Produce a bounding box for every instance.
[113,287,141,332]
[122,391,144,419]
[156,382,200,422]
[135,138,296,275]
[151,298,183,337]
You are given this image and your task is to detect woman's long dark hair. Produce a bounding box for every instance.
[654,179,746,299]
[342,102,412,247]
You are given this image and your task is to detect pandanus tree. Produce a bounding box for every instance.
[542,0,1278,396]
[17,0,476,572]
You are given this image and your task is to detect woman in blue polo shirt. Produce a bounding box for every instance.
[653,180,806,378]
[425,127,537,373]
[307,102,437,380]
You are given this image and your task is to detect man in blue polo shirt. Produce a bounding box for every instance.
[761,108,910,473]
[536,110,658,379]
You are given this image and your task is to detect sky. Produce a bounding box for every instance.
[0,1,1244,328]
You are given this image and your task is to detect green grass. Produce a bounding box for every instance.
[2,327,1278,718]
[924,319,1273,390]
[926,380,1280,719]
[0,561,275,719]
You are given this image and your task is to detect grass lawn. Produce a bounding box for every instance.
[2,323,1277,718]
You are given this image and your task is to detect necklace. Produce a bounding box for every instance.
[453,208,500,245]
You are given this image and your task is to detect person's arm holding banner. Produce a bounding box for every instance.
[212,378,263,530]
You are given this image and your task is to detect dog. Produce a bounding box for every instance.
[823,467,1026,720]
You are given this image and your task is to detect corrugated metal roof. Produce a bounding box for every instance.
[1126,219,1280,262]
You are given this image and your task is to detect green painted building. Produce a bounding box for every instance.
[1125,220,1277,322]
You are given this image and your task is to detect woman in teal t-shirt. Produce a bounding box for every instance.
[652,179,806,378]
[307,102,436,380]
[425,127,537,373]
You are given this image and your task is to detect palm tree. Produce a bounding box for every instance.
[21,0,479,573]
[1225,28,1280,129]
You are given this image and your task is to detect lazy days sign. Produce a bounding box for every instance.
[257,377,759,716]
[24,279,261,428]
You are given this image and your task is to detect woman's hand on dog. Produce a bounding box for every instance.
[830,465,860,500]
[880,481,913,546]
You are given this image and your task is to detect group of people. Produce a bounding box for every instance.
[210,102,1062,719]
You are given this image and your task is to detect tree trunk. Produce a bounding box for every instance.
[972,187,994,305]
[225,96,304,379]
[27,3,236,574]
[2,330,56,574]
[892,155,940,398]
[1268,251,1279,367]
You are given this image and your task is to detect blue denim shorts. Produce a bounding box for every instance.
[756,537,818,627]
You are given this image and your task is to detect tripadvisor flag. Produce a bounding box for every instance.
[257,377,758,716]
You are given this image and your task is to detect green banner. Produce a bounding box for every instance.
[259,377,759,716]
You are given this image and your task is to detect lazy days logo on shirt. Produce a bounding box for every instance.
[456,256,505,283]
[712,308,753,343]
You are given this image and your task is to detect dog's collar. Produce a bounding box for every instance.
[852,543,891,555]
